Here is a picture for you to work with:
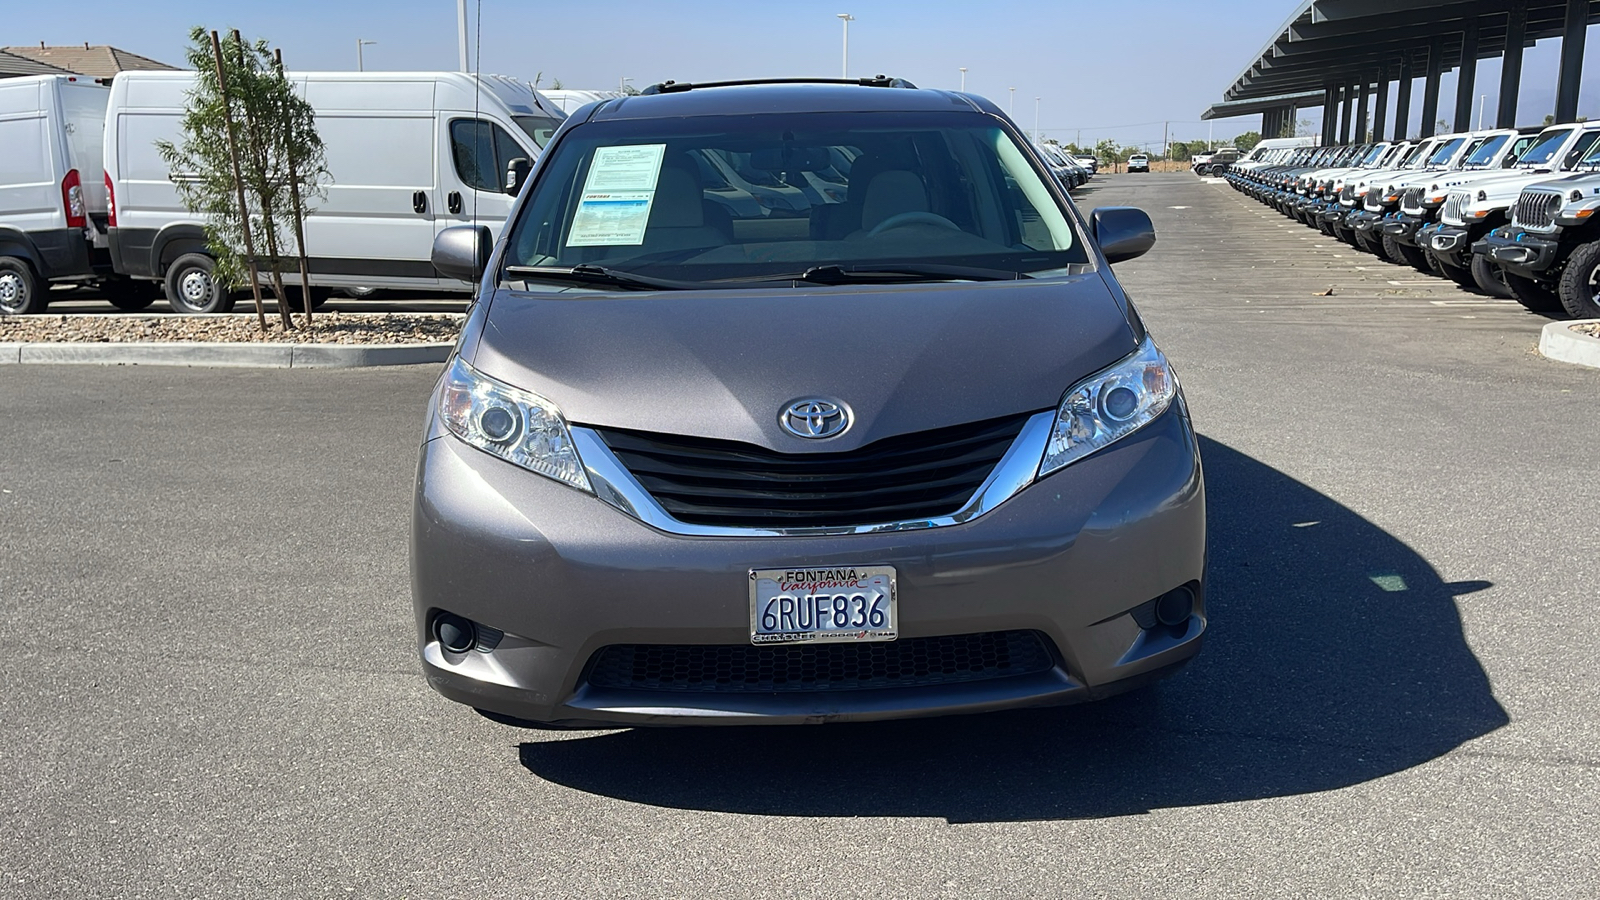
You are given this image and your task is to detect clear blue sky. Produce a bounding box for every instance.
[10,0,1599,149]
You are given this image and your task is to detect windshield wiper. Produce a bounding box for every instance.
[503,264,698,291]
[722,263,1028,286]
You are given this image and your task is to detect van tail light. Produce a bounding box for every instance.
[62,169,86,229]
[104,170,117,227]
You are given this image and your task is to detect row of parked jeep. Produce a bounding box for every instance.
[1220,123,1600,320]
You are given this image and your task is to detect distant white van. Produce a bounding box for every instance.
[0,74,123,314]
[537,89,623,115]
[105,71,566,312]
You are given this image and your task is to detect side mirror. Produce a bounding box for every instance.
[1092,206,1156,264]
[505,157,532,195]
[432,225,493,282]
[1502,154,1518,168]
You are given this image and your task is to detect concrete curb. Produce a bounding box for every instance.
[1538,319,1600,369]
[0,341,452,368]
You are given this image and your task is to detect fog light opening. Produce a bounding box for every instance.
[434,612,478,654]
[1154,587,1194,627]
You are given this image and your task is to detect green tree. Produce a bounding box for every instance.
[1232,131,1263,152]
[157,27,328,329]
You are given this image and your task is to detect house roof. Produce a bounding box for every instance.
[0,48,75,79]
[1,44,179,79]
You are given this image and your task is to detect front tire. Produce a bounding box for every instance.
[164,253,235,314]
[0,257,44,316]
[1469,253,1513,299]
[1556,240,1600,319]
[1504,270,1564,314]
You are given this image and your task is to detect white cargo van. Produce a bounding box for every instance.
[0,74,137,314]
[105,71,565,312]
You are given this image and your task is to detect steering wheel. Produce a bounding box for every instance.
[867,211,962,237]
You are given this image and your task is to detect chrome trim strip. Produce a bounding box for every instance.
[571,411,1055,538]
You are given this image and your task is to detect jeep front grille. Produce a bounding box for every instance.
[1512,190,1561,232]
[1399,187,1426,215]
[1440,192,1468,226]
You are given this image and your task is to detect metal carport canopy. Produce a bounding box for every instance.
[1214,0,1600,103]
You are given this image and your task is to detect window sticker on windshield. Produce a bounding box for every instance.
[566,144,666,246]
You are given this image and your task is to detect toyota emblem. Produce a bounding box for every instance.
[780,399,850,439]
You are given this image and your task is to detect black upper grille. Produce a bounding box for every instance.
[1400,186,1426,214]
[586,630,1056,693]
[592,412,1032,529]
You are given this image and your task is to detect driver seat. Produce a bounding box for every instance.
[856,170,929,233]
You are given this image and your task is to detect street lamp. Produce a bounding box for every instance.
[1034,96,1040,144]
[356,38,377,72]
[836,14,854,80]
[959,67,967,91]
[1008,86,1014,115]
[1477,93,1488,130]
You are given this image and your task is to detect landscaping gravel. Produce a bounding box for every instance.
[1575,321,1600,339]
[0,312,462,344]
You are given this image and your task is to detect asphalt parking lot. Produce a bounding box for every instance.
[3,172,1598,898]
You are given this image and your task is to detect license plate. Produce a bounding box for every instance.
[749,566,897,645]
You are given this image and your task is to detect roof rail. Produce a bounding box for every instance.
[640,75,916,95]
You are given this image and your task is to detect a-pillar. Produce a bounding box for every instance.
[1453,12,1480,131]
[1555,0,1588,123]
[1339,82,1354,143]
[1419,37,1443,137]
[1355,81,1371,142]
[1395,58,1414,139]
[1497,3,1526,127]
[1373,69,1391,141]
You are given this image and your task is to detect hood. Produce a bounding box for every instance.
[468,275,1136,453]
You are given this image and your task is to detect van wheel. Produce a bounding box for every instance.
[278,285,332,314]
[164,253,234,314]
[104,278,160,312]
[1504,271,1564,314]
[1469,253,1513,299]
[1556,241,1600,319]
[0,257,43,316]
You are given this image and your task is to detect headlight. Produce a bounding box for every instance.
[1039,336,1178,478]
[439,357,592,493]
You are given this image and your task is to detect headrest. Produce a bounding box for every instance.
[860,170,928,231]
[649,163,704,228]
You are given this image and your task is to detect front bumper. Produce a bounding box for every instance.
[411,406,1207,727]
[1381,213,1427,245]
[1428,225,1474,267]
[1476,227,1563,278]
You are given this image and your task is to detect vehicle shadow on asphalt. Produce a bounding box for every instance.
[516,435,1508,822]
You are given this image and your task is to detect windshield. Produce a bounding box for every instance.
[1575,134,1600,167]
[1561,130,1600,167]
[1425,139,1464,166]
[1463,134,1509,166]
[504,111,1087,285]
[1357,145,1386,165]
[1518,129,1573,167]
[513,114,564,149]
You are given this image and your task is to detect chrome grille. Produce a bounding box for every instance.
[594,412,1031,529]
[1440,191,1468,226]
[1400,187,1426,215]
[1513,189,1561,232]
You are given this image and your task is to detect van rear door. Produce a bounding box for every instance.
[0,78,63,236]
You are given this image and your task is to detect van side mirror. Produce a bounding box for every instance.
[432,225,493,282]
[505,157,532,195]
[1091,206,1156,264]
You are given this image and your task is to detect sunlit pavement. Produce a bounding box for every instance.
[2,172,1597,898]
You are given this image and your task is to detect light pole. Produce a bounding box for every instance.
[959,67,967,91]
[356,39,377,72]
[1008,86,1014,115]
[836,14,854,80]
[1477,93,1488,130]
[457,0,468,73]
[1033,96,1040,144]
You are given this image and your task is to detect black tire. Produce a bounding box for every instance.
[1386,235,1430,271]
[163,253,234,314]
[1504,270,1564,314]
[1353,230,1381,255]
[1556,240,1600,319]
[1423,247,1444,276]
[1469,252,1513,300]
[0,256,44,316]
[1436,259,1477,290]
[103,278,160,312]
[277,285,332,314]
